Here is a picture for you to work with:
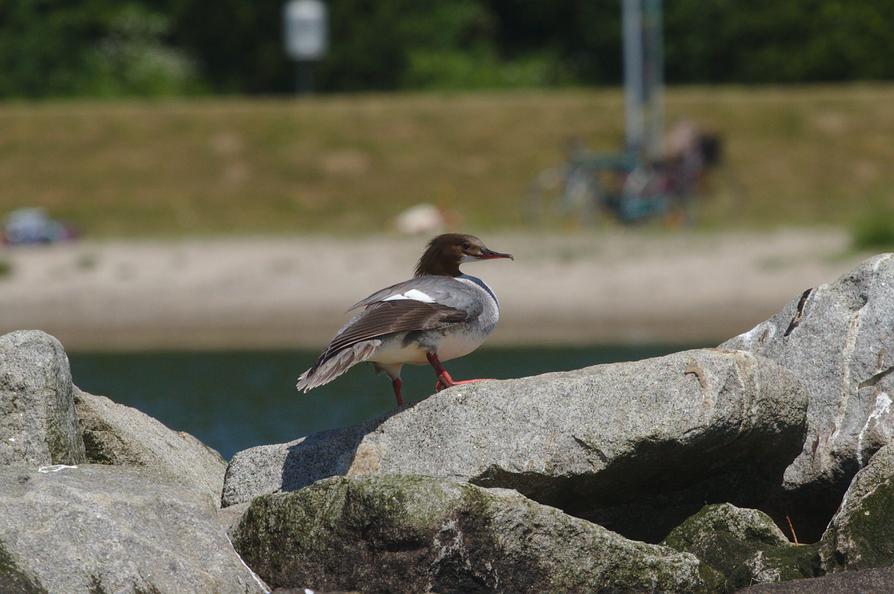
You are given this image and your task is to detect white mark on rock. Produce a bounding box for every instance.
[857,392,892,467]
[37,464,78,473]
[831,308,866,445]
[383,289,435,303]
[7,437,14,442]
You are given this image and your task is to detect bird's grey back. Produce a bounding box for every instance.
[349,275,485,318]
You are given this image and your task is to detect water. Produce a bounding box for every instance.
[69,345,694,459]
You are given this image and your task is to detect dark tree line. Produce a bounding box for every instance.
[1,0,893,98]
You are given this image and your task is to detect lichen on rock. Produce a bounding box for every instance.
[664,503,820,591]
[231,474,721,594]
[821,444,894,571]
[0,541,46,594]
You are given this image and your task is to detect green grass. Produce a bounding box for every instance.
[852,205,894,250]
[0,85,893,237]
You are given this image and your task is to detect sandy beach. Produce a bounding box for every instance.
[0,229,867,351]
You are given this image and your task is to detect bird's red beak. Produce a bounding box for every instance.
[478,248,513,260]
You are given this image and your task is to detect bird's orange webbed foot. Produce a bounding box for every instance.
[428,352,493,392]
[434,371,494,392]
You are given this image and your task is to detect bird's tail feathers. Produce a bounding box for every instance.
[296,340,381,393]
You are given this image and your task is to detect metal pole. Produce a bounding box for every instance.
[622,0,644,156]
[644,0,664,160]
[295,61,314,95]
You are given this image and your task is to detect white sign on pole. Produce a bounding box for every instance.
[284,0,328,61]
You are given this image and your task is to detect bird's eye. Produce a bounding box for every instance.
[461,242,471,250]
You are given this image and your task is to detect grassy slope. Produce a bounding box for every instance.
[0,85,891,236]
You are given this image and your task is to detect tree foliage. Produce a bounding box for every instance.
[0,1,198,97]
[1,0,893,98]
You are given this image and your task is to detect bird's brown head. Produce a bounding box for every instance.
[414,233,513,277]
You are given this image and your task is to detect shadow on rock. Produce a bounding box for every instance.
[222,409,398,507]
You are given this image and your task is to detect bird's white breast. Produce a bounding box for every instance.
[456,274,500,330]
[434,276,499,362]
[371,327,487,365]
[434,329,487,362]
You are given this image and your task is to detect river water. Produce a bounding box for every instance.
[69,345,696,459]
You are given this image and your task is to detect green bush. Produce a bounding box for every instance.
[0,259,11,279]
[0,2,200,98]
[75,6,201,97]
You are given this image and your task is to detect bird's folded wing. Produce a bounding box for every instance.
[319,299,468,362]
[348,275,482,316]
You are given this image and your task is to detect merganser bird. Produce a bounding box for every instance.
[296,233,512,406]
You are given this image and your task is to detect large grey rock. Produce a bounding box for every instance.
[723,253,894,538]
[231,474,721,594]
[225,348,807,541]
[664,503,819,591]
[0,330,86,466]
[75,389,227,503]
[740,565,894,593]
[0,464,266,594]
[819,443,894,571]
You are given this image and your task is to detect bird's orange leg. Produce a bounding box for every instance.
[426,352,493,392]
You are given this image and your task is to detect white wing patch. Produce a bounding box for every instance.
[383,289,435,303]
